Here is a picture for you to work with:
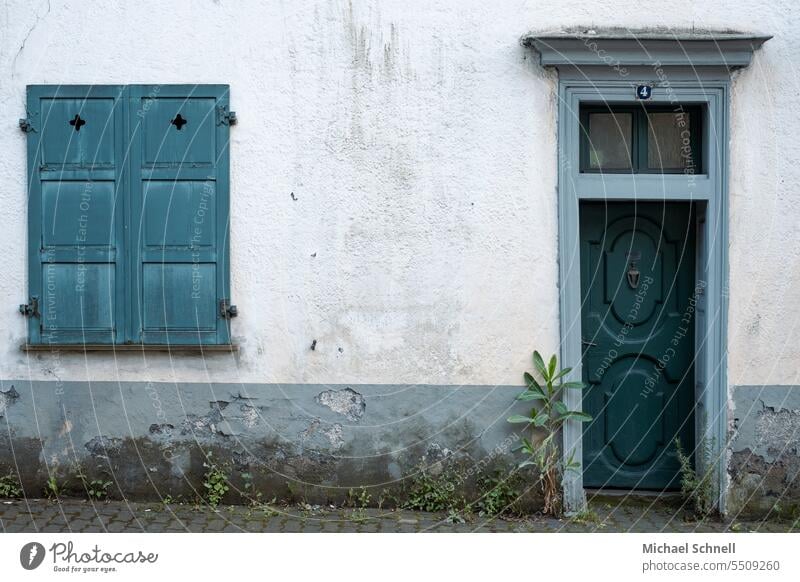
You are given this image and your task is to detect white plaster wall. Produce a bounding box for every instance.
[0,0,795,387]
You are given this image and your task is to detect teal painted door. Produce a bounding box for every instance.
[580,202,696,490]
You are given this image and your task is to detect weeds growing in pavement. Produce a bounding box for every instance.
[508,351,591,517]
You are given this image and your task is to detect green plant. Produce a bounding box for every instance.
[83,478,113,501]
[298,503,313,519]
[161,493,188,507]
[767,501,800,523]
[473,470,522,517]
[284,480,305,504]
[202,456,230,508]
[241,472,263,506]
[444,509,466,524]
[44,475,62,499]
[570,507,601,525]
[345,487,373,522]
[404,469,464,513]
[508,351,591,516]
[0,471,23,498]
[378,488,401,510]
[349,507,370,523]
[347,486,371,508]
[257,496,280,518]
[675,437,715,518]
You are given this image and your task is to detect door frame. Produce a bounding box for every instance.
[556,80,730,513]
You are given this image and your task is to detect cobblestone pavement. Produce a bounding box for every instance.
[1,497,797,533]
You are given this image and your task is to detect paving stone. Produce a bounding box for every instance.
[0,498,797,533]
[69,519,90,531]
[321,520,341,532]
[283,520,304,532]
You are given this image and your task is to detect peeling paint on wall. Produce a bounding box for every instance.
[0,380,524,504]
[84,436,123,459]
[0,385,19,416]
[729,385,800,515]
[300,419,345,451]
[315,387,366,421]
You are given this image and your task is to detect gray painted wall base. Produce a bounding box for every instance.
[728,385,800,517]
[0,381,532,506]
[2,380,797,516]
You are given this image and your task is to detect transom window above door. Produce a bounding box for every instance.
[579,104,703,174]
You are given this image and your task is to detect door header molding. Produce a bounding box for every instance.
[521,28,770,70]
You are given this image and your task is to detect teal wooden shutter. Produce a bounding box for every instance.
[25,86,126,344]
[24,84,233,346]
[128,85,233,345]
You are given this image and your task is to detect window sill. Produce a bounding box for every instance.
[22,344,239,354]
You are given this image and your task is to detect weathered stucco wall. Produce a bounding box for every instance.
[1,0,562,386]
[729,386,800,516]
[0,0,796,386]
[0,0,798,512]
[0,381,527,504]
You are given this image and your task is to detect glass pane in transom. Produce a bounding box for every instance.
[587,112,633,171]
[647,111,694,171]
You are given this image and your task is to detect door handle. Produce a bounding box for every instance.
[582,338,597,347]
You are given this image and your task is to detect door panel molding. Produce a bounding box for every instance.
[580,201,696,491]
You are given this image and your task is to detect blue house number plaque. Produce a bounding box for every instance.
[636,85,653,99]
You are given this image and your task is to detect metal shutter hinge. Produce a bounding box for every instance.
[19,118,36,133]
[216,106,237,126]
[219,299,238,319]
[19,296,40,318]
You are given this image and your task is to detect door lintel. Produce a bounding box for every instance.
[522,28,770,70]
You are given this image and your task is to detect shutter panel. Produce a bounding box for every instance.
[128,85,232,345]
[25,86,125,344]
